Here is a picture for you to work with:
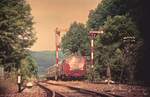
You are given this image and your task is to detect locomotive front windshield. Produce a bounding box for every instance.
[67,56,85,71]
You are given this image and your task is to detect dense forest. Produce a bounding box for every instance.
[61,0,150,84]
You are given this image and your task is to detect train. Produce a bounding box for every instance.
[46,54,86,80]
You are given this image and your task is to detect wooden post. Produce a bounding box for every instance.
[17,74,21,92]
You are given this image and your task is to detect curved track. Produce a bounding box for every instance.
[37,83,66,97]
[37,81,123,97]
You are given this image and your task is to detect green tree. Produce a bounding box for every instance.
[0,0,36,71]
[94,15,141,82]
[86,0,146,83]
[61,22,89,55]
[87,0,129,30]
[20,55,38,80]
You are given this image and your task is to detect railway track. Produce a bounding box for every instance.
[37,83,66,97]
[37,80,123,97]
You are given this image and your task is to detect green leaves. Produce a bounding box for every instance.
[102,15,139,44]
[87,0,129,30]
[85,0,143,81]
[0,0,36,73]
[93,15,141,81]
[20,55,38,80]
[61,22,89,55]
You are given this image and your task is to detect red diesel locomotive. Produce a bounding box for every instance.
[46,54,86,80]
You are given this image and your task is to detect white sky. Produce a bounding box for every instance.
[27,0,100,51]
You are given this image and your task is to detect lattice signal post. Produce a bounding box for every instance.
[89,30,104,68]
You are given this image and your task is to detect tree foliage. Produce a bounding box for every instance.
[0,0,36,71]
[86,0,145,82]
[94,15,142,81]
[20,55,38,80]
[61,22,89,55]
[87,0,129,30]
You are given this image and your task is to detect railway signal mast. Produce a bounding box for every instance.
[89,30,104,68]
[55,28,68,66]
[55,28,60,67]
[55,28,60,80]
[55,28,68,80]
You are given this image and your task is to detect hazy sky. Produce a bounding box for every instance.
[27,0,100,51]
